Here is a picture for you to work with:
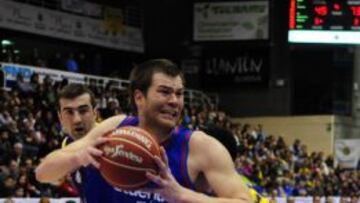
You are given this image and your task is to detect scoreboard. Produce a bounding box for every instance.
[288,0,360,44]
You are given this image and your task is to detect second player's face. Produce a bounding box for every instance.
[137,72,184,130]
[58,93,97,140]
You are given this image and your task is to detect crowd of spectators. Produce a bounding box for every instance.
[181,108,359,201]
[0,73,128,198]
[2,45,104,76]
[0,73,359,202]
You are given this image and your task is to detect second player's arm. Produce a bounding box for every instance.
[35,115,126,183]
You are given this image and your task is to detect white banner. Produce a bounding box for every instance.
[2,63,85,84]
[61,0,85,14]
[271,197,341,203]
[1,63,130,89]
[194,1,269,41]
[0,0,144,52]
[0,197,343,203]
[335,139,360,169]
[83,2,102,18]
[0,198,80,203]
[0,67,4,88]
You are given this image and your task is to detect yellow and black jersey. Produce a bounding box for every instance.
[250,187,269,203]
[61,136,73,148]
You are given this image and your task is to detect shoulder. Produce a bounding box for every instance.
[189,131,233,167]
[190,130,226,149]
[190,130,218,146]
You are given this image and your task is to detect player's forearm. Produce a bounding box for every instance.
[179,188,253,203]
[35,149,80,183]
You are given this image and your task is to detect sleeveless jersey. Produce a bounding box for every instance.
[67,116,195,203]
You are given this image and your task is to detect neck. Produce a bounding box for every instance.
[139,122,172,144]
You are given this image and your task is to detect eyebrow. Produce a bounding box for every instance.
[62,104,91,111]
[158,85,184,91]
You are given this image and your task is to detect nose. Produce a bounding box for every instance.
[168,93,180,106]
[72,111,82,123]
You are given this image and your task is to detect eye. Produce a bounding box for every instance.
[63,109,74,116]
[176,91,184,97]
[78,106,91,115]
[159,89,172,96]
[79,108,89,115]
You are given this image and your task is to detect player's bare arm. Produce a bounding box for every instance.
[192,131,252,202]
[35,115,126,183]
[146,131,253,203]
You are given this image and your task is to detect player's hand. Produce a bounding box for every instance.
[145,147,186,202]
[73,136,108,168]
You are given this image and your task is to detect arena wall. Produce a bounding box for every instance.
[233,115,336,155]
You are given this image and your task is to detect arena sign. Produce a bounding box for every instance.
[194,1,269,41]
[0,63,129,90]
[0,1,144,52]
[1,63,85,87]
[335,139,360,169]
[0,65,4,89]
[201,51,269,88]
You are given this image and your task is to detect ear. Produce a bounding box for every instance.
[57,111,63,123]
[134,89,145,108]
[93,106,99,119]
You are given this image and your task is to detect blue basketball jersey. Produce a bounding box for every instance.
[68,116,195,203]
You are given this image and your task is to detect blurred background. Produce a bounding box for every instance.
[0,0,359,202]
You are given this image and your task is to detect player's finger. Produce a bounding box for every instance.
[88,147,103,157]
[89,156,101,168]
[154,156,172,179]
[154,156,167,173]
[94,136,110,146]
[146,171,164,186]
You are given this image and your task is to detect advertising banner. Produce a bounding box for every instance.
[0,0,144,52]
[201,50,269,88]
[194,1,269,41]
[335,139,360,169]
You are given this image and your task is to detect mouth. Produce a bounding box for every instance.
[74,126,85,134]
[160,109,179,120]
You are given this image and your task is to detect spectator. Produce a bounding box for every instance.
[65,53,78,73]
[48,52,64,70]
[0,176,16,197]
[15,74,33,94]
[77,52,88,73]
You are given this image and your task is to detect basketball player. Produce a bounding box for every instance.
[37,84,104,195]
[36,59,252,202]
[57,84,98,142]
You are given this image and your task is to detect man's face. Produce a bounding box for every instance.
[135,72,184,131]
[58,93,96,140]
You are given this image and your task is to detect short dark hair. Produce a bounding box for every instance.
[57,83,96,110]
[129,59,185,112]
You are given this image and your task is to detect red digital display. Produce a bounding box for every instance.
[314,17,324,26]
[351,6,360,17]
[289,1,360,30]
[314,6,328,16]
[289,0,296,29]
[354,18,360,26]
[289,0,360,44]
[333,3,341,11]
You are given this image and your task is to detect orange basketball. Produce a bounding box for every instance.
[98,126,160,190]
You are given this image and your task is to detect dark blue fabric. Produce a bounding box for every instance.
[67,116,194,203]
